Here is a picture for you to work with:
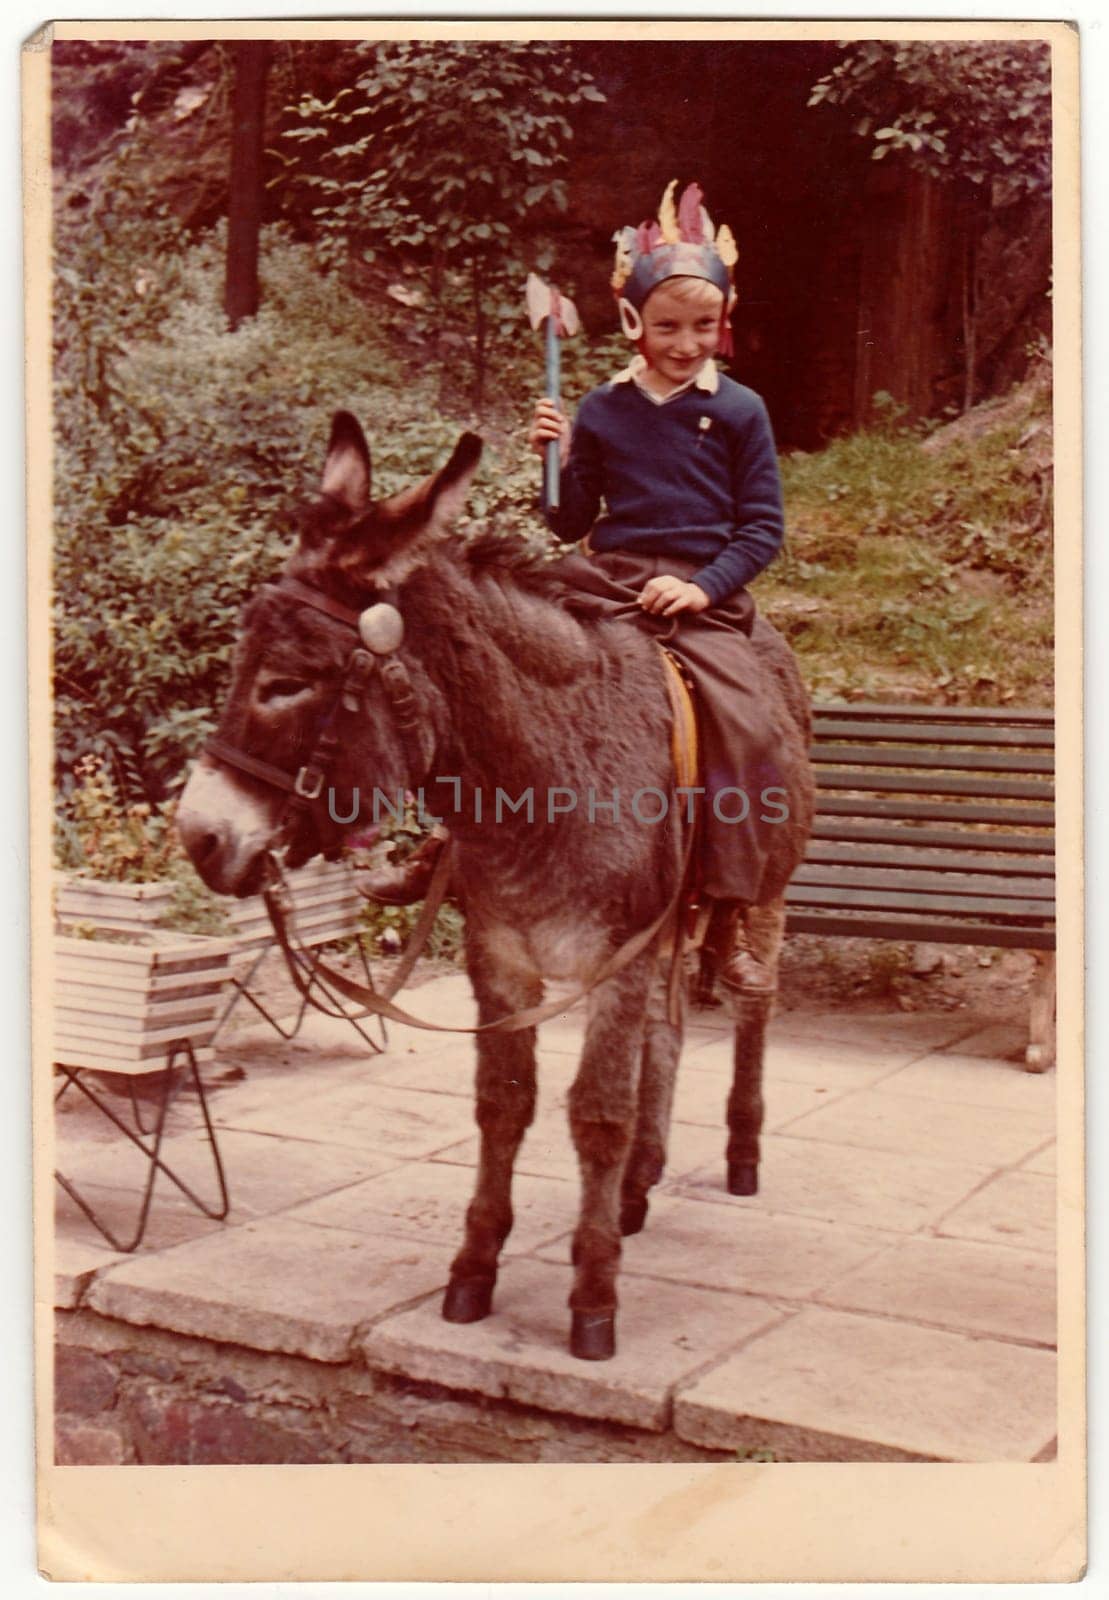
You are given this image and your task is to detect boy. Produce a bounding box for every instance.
[366,182,787,995]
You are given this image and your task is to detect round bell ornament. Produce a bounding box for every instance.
[358,602,404,655]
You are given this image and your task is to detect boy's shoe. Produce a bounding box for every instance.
[357,829,448,905]
[702,900,776,998]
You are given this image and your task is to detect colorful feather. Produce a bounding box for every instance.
[657,179,680,243]
[610,226,635,291]
[678,182,705,243]
[715,223,739,268]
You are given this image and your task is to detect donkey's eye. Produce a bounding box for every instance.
[258,676,313,705]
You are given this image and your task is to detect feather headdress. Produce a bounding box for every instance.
[610,180,738,355]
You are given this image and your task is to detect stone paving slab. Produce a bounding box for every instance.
[816,1234,1057,1347]
[673,1306,1058,1463]
[671,1070,843,1133]
[779,1086,1049,1170]
[286,1160,576,1257]
[86,1216,457,1362]
[433,1111,741,1186]
[945,1021,1029,1060]
[57,1126,399,1222]
[671,1128,991,1233]
[219,1079,479,1161]
[874,1052,1056,1113]
[684,1032,926,1088]
[55,1179,227,1259]
[771,1008,979,1052]
[535,1190,894,1302]
[935,1170,1057,1255]
[53,1232,127,1309]
[363,1256,785,1431]
[371,1043,574,1104]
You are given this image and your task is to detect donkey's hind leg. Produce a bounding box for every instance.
[726,899,785,1196]
[567,955,653,1360]
[620,959,682,1237]
[443,935,541,1326]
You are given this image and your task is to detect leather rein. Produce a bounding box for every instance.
[204,575,698,1034]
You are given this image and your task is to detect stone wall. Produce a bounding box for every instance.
[54,1308,738,1467]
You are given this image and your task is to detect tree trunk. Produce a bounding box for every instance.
[962,210,979,414]
[224,42,271,331]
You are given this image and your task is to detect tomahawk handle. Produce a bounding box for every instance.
[545,315,561,512]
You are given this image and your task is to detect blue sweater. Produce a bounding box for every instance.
[548,372,784,606]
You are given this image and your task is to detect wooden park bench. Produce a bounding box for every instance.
[785,703,1056,1071]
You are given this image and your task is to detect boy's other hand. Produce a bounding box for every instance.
[529,397,571,465]
[638,575,712,616]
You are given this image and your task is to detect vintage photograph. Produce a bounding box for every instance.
[33,17,1081,1583]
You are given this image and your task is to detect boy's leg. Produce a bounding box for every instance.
[357,822,450,905]
[698,899,775,997]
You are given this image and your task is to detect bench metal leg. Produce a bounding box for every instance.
[1026,950,1056,1073]
[55,1040,231,1254]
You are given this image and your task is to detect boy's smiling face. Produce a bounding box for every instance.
[638,278,724,391]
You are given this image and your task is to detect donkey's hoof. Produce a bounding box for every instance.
[570,1310,616,1361]
[442,1276,494,1323]
[620,1196,649,1236]
[727,1160,759,1196]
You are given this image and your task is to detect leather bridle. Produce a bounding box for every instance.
[204,574,431,861]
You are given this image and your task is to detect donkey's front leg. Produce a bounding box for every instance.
[443,939,540,1326]
[567,957,653,1360]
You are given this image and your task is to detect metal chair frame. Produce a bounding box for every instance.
[54,1039,230,1254]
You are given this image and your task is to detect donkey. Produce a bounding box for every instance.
[178,412,813,1361]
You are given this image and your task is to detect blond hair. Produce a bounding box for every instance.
[642,275,725,312]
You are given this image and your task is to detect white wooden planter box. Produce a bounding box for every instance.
[228,858,366,954]
[54,931,235,1076]
[55,876,176,938]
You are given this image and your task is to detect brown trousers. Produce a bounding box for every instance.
[548,548,785,903]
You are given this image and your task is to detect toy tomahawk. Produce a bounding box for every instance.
[526,272,580,512]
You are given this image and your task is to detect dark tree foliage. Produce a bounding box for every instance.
[272,40,604,401]
[808,40,1051,197]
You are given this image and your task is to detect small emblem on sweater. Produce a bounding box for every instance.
[696,415,713,448]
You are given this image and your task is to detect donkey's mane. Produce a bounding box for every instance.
[457,529,561,592]
[402,532,635,694]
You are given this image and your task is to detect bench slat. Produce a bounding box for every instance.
[810,743,1055,774]
[804,840,1055,877]
[816,769,1052,801]
[816,797,1054,826]
[811,704,1053,726]
[792,863,1055,902]
[785,883,1053,921]
[810,719,1053,749]
[784,911,1055,951]
[810,820,1055,853]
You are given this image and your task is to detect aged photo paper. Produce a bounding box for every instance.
[28,15,1084,1584]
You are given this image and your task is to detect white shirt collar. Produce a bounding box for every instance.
[610,354,720,404]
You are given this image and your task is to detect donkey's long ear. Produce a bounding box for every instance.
[423,432,483,537]
[321,411,372,515]
[338,432,483,586]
